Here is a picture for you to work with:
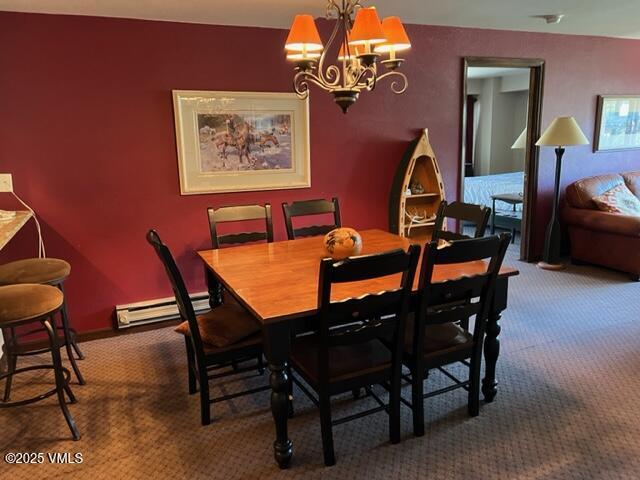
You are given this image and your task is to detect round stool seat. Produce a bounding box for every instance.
[0,258,71,286]
[0,284,63,327]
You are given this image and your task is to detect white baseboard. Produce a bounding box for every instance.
[115,291,210,329]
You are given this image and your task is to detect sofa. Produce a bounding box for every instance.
[563,171,640,280]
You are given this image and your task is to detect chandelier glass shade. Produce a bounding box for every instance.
[284,1,411,113]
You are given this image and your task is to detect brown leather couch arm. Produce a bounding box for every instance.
[563,206,640,237]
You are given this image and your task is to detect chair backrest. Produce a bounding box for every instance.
[315,245,421,384]
[413,234,510,359]
[432,200,491,242]
[207,203,274,249]
[282,197,341,240]
[146,230,204,354]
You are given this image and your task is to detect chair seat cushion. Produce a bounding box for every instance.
[0,284,63,326]
[175,299,260,348]
[404,317,473,357]
[291,335,391,384]
[0,258,71,286]
[201,332,262,355]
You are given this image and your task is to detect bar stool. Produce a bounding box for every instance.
[0,258,85,394]
[0,284,80,440]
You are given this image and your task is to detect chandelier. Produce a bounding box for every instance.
[284,1,411,113]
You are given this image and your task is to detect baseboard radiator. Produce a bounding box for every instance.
[116,291,210,329]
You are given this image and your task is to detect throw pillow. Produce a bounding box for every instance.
[592,184,640,216]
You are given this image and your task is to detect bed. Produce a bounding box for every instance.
[464,171,524,238]
[464,171,524,209]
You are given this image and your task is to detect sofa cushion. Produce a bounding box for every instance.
[564,206,640,237]
[622,171,640,198]
[565,173,625,210]
[592,184,640,216]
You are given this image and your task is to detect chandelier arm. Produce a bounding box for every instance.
[293,71,333,95]
[293,71,314,98]
[316,6,344,87]
[376,71,409,94]
[305,76,337,92]
[351,65,377,90]
[317,0,364,89]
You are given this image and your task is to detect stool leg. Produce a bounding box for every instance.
[43,317,80,441]
[57,287,85,385]
[59,284,85,360]
[71,332,85,360]
[2,351,17,403]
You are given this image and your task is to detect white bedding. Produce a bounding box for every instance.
[464,171,524,212]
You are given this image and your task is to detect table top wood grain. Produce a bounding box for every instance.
[198,229,519,324]
[0,211,32,251]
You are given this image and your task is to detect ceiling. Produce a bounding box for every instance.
[2,0,640,39]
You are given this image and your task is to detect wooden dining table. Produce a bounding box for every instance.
[197,229,519,469]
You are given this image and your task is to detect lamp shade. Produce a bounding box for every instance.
[337,32,365,60]
[536,116,589,147]
[511,128,527,149]
[349,7,386,46]
[375,17,411,53]
[285,15,323,52]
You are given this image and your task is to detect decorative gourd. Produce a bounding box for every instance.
[323,227,363,260]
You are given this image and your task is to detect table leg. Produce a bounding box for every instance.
[263,322,293,469]
[482,277,508,402]
[204,267,222,309]
[482,312,501,402]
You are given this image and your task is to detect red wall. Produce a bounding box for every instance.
[1,12,639,333]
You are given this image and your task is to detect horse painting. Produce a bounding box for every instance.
[197,112,292,172]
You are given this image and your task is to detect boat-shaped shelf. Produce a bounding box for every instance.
[389,128,446,243]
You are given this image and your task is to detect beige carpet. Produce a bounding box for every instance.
[2,250,640,479]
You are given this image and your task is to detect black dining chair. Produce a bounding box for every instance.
[289,245,420,466]
[403,234,510,437]
[207,203,274,249]
[206,203,274,307]
[432,200,491,242]
[147,230,269,426]
[282,197,341,240]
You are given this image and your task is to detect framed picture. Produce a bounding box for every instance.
[172,90,310,194]
[594,95,640,152]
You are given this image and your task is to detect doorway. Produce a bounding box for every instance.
[461,57,545,261]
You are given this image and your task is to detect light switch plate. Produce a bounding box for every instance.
[0,174,13,193]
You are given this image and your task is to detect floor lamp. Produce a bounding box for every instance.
[535,116,589,270]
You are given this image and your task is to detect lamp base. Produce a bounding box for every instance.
[537,261,566,271]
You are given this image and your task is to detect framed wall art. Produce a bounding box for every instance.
[594,95,640,152]
[172,90,310,194]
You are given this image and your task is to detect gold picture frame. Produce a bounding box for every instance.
[172,90,310,194]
